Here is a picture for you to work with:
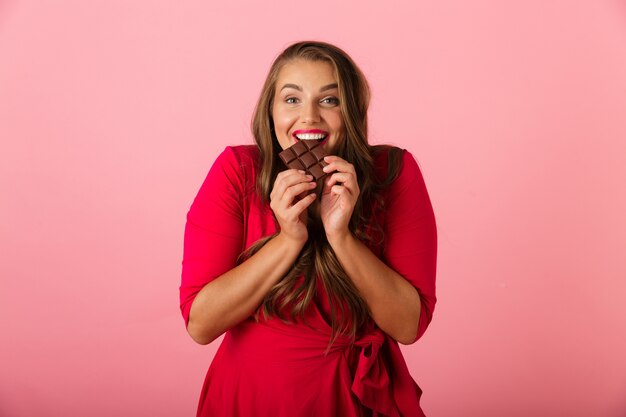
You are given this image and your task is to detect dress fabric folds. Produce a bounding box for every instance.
[180,145,438,417]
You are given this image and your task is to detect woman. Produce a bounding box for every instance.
[180,41,437,417]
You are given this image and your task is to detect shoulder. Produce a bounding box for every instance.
[216,144,259,168]
[197,144,259,196]
[227,144,260,160]
[211,144,260,179]
[371,145,423,186]
[396,149,423,184]
[369,145,431,211]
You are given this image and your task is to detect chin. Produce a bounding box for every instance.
[323,142,338,155]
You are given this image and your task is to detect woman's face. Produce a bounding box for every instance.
[271,59,344,154]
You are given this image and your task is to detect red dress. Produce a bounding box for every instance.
[180,145,437,417]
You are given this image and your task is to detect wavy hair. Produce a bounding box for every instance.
[243,41,404,351]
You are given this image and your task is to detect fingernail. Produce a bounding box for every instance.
[298,170,305,174]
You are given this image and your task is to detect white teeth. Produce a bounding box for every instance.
[295,133,327,140]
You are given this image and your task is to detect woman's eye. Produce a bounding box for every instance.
[285,97,298,104]
[321,97,340,105]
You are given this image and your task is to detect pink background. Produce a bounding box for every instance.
[1,1,625,416]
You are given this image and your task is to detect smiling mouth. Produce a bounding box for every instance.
[292,130,329,145]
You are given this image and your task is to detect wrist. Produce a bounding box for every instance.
[275,231,307,252]
[326,229,354,248]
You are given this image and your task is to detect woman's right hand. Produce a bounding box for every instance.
[269,169,317,245]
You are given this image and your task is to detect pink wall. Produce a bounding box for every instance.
[1,1,625,416]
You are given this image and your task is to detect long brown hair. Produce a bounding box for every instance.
[244,41,403,351]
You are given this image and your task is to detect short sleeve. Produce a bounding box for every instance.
[382,150,437,342]
[179,146,245,327]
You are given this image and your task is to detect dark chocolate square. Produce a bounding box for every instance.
[278,139,331,181]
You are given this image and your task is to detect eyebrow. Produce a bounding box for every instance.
[280,83,338,92]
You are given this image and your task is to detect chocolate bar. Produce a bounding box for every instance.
[278,139,331,181]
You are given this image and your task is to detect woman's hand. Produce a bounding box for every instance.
[269,169,317,245]
[320,155,360,240]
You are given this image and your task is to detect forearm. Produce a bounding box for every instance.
[328,232,422,344]
[187,233,304,345]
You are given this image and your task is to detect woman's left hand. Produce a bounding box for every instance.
[319,155,360,240]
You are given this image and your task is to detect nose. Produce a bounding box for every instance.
[301,101,320,123]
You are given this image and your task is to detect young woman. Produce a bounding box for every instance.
[180,40,438,417]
